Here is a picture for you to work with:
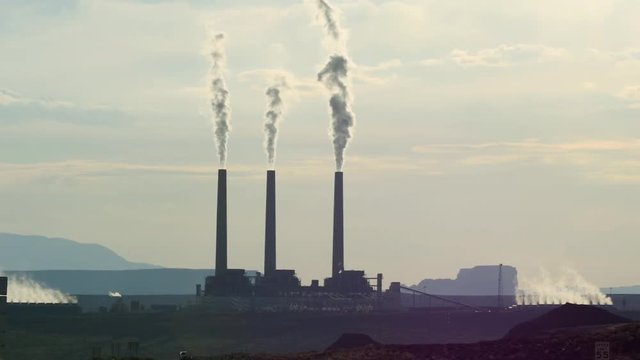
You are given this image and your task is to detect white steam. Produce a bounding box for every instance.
[208,32,232,168]
[4,274,77,304]
[264,76,289,167]
[314,0,356,171]
[516,268,612,306]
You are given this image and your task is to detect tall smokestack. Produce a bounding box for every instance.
[264,170,276,277]
[215,169,227,275]
[332,171,344,278]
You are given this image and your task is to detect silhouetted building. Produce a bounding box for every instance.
[215,169,228,275]
[205,169,252,296]
[264,170,276,277]
[332,171,344,278]
[204,169,376,298]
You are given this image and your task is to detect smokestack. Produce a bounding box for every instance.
[332,171,344,278]
[264,170,276,277]
[215,169,227,275]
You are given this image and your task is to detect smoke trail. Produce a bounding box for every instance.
[3,273,77,304]
[208,33,232,168]
[516,268,612,306]
[264,77,288,167]
[316,0,342,43]
[314,0,356,171]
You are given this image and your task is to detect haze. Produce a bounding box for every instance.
[1,0,639,287]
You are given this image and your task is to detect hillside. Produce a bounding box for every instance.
[0,233,158,270]
[414,265,518,296]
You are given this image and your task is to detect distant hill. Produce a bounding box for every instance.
[0,233,158,270]
[413,265,518,296]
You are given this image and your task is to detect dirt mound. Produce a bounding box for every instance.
[210,323,640,359]
[326,333,380,351]
[505,303,630,339]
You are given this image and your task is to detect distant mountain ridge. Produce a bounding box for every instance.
[0,233,159,270]
[413,265,518,296]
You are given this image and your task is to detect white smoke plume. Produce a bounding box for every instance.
[108,291,122,298]
[208,33,232,168]
[516,268,612,306]
[264,76,289,167]
[3,274,77,304]
[314,0,356,171]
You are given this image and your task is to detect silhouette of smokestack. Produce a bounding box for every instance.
[264,170,276,277]
[332,171,344,278]
[215,169,227,275]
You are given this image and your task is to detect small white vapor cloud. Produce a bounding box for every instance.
[419,58,444,66]
[451,44,568,67]
[617,85,640,101]
[0,89,23,106]
[517,268,612,306]
[238,69,321,99]
[352,59,402,84]
[2,273,77,304]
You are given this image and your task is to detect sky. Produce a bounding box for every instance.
[1,0,639,287]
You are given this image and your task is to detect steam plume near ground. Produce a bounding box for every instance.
[516,268,612,305]
[264,76,289,168]
[314,0,356,171]
[2,273,77,304]
[208,33,231,168]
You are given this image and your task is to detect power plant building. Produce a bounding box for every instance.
[204,169,378,297]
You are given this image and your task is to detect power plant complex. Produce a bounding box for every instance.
[201,0,379,303]
[204,169,382,300]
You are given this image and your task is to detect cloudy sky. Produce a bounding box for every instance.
[1,0,639,287]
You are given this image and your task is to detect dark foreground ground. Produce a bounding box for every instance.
[3,307,549,360]
[216,323,640,360]
[3,306,637,360]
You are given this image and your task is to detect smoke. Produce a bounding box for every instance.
[264,76,289,167]
[3,273,77,304]
[108,291,122,298]
[314,0,356,171]
[315,0,342,46]
[516,268,612,306]
[208,32,232,168]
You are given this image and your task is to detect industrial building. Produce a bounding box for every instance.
[204,169,381,299]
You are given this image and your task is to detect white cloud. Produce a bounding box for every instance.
[450,44,568,67]
[350,59,403,84]
[419,58,444,66]
[617,86,640,101]
[415,139,640,153]
[413,139,640,183]
[237,69,322,98]
[0,89,23,106]
[0,88,125,125]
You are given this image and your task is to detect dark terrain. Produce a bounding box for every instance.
[210,304,639,360]
[4,307,549,360]
[217,323,640,360]
[4,304,637,360]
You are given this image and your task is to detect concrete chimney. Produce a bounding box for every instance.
[332,171,344,278]
[264,170,276,277]
[215,169,227,275]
